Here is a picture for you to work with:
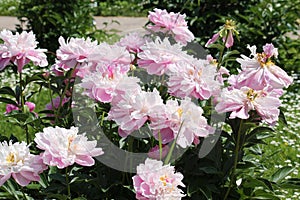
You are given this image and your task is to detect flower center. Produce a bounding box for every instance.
[257,53,274,68]
[177,108,183,118]
[224,19,236,30]
[6,152,16,163]
[246,89,258,101]
[160,175,168,186]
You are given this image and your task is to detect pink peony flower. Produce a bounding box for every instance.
[0,29,48,72]
[117,32,147,53]
[34,126,104,169]
[90,42,133,66]
[234,44,293,90]
[80,64,140,103]
[149,98,214,148]
[53,36,100,77]
[167,59,222,100]
[0,141,47,186]
[147,8,194,45]
[107,89,164,137]
[215,86,281,125]
[137,38,192,75]
[132,158,185,200]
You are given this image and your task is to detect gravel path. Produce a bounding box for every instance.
[0,16,148,35]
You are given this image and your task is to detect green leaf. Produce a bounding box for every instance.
[245,127,274,144]
[279,178,300,189]
[206,43,225,51]
[0,87,15,97]
[271,166,294,183]
[0,97,18,105]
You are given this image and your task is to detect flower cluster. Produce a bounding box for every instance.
[132,158,185,200]
[215,43,293,125]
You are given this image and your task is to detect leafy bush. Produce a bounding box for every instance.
[142,0,300,72]
[16,0,116,60]
[0,0,20,16]
[93,0,148,16]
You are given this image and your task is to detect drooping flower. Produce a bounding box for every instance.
[233,44,293,90]
[0,29,48,72]
[132,158,185,200]
[215,86,281,125]
[117,32,148,53]
[34,126,104,169]
[137,38,192,75]
[149,98,214,148]
[147,8,194,45]
[107,89,164,137]
[0,141,47,186]
[205,19,238,48]
[80,64,140,103]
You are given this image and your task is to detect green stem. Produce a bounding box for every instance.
[65,167,71,199]
[55,67,76,125]
[25,124,29,145]
[21,186,28,200]
[19,71,30,144]
[224,119,244,200]
[164,120,184,165]
[19,72,24,111]
[158,131,163,160]
[217,31,230,71]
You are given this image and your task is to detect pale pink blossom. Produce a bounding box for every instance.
[215,86,281,125]
[107,89,164,137]
[0,141,47,186]
[53,36,100,76]
[117,32,147,53]
[147,8,194,45]
[167,59,222,100]
[132,158,185,200]
[90,42,133,65]
[34,126,104,169]
[234,44,293,90]
[0,29,48,72]
[80,64,140,103]
[137,38,192,75]
[149,98,214,148]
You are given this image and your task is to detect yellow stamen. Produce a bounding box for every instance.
[177,108,183,118]
[6,152,16,163]
[246,89,258,101]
